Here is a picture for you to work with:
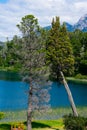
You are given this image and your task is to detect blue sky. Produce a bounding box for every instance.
[0,0,87,41]
[0,0,8,3]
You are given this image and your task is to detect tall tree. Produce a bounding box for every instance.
[46,16,78,117]
[17,15,50,130]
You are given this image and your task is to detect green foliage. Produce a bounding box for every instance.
[64,114,87,130]
[0,16,87,76]
[46,16,74,81]
[0,112,5,120]
[17,15,50,130]
[0,119,64,130]
[69,30,87,75]
[79,51,87,75]
[69,30,82,57]
[0,35,22,72]
[17,14,48,79]
[75,74,87,80]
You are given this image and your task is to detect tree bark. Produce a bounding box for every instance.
[60,71,78,117]
[27,82,33,130]
[27,108,32,130]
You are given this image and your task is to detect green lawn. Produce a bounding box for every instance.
[0,119,64,130]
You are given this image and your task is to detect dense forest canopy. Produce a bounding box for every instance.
[0,17,87,77]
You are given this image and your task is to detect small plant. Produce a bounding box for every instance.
[63,114,87,130]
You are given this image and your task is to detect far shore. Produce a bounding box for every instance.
[0,70,87,85]
[67,77,87,84]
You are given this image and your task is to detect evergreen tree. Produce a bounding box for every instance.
[17,15,50,130]
[69,30,87,75]
[46,16,78,117]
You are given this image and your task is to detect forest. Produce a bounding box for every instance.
[0,16,87,79]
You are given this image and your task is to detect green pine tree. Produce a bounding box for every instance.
[46,16,78,117]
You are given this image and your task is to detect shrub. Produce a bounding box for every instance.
[63,114,87,130]
[75,74,87,79]
[0,112,5,120]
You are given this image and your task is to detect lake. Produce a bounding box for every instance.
[0,71,87,111]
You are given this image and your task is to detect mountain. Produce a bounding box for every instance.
[44,25,51,30]
[64,22,74,32]
[44,23,74,32]
[74,14,87,32]
[44,14,87,32]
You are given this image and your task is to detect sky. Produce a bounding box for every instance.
[0,0,87,41]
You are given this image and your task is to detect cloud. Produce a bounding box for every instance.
[0,0,87,41]
[74,1,87,11]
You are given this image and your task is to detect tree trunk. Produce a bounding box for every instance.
[27,83,33,130]
[27,108,32,130]
[60,71,78,117]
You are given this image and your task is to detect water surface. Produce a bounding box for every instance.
[0,79,87,111]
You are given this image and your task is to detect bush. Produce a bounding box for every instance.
[75,74,87,79]
[0,112,5,120]
[63,114,87,130]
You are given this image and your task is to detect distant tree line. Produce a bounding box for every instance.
[69,29,87,75]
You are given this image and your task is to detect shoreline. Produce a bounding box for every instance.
[0,106,87,122]
[0,70,87,84]
[66,77,87,84]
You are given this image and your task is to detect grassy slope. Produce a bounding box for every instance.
[0,119,64,130]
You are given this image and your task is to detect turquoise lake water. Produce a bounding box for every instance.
[0,71,87,111]
[0,80,87,111]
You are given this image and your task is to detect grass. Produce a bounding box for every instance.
[32,119,64,130]
[1,106,87,122]
[0,123,11,130]
[0,119,64,130]
[0,106,87,130]
[0,107,72,122]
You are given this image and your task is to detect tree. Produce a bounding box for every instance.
[79,51,87,75]
[46,16,78,117]
[0,36,22,71]
[69,30,83,74]
[17,15,50,130]
[69,30,87,75]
